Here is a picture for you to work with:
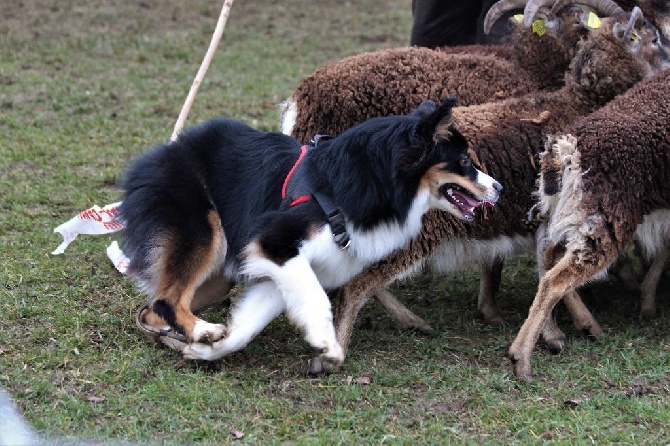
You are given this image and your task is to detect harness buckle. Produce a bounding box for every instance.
[327,209,350,250]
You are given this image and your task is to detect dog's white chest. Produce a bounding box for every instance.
[302,207,426,289]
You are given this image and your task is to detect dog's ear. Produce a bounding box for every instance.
[414,97,458,144]
[410,99,437,118]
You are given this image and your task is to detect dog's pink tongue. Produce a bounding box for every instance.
[452,190,483,208]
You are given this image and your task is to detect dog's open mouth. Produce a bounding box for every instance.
[440,184,495,220]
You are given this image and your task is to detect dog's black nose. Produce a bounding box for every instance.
[493,181,503,193]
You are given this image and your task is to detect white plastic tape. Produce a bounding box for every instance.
[52,202,133,275]
[106,240,131,275]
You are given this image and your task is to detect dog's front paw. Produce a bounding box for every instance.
[191,320,226,344]
[307,343,344,376]
[183,342,217,361]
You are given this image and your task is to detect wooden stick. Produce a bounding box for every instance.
[171,0,235,142]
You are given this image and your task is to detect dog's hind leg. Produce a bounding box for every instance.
[148,211,227,344]
[183,280,285,361]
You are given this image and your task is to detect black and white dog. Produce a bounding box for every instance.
[120,98,501,368]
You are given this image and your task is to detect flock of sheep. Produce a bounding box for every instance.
[277,0,670,379]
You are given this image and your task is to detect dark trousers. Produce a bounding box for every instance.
[410,0,520,48]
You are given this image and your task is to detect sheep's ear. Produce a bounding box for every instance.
[415,97,458,144]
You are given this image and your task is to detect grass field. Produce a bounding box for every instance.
[2,0,670,444]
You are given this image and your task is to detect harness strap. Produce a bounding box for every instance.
[281,137,351,250]
[282,145,311,206]
[313,192,351,250]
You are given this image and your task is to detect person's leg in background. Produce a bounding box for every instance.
[410,0,481,47]
[476,0,522,44]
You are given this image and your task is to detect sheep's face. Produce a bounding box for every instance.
[611,7,670,75]
[567,7,670,104]
[405,99,502,221]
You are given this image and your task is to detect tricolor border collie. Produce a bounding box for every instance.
[120,98,501,369]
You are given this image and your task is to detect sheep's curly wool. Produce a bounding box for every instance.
[284,14,592,143]
[333,11,670,367]
[286,47,537,143]
[507,69,670,379]
[541,70,670,261]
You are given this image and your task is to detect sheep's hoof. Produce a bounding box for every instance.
[514,361,533,381]
[505,344,533,381]
[307,356,335,376]
[543,335,566,354]
[412,323,436,336]
[478,308,504,326]
[640,304,657,321]
[581,323,604,340]
[541,325,567,354]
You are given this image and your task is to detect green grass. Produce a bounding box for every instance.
[2,0,670,443]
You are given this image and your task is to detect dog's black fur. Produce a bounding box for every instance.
[120,98,500,365]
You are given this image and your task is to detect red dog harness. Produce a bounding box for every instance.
[280,139,350,249]
[281,145,312,207]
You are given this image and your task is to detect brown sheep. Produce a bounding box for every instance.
[281,0,625,144]
[306,7,670,375]
[509,68,670,379]
[284,0,627,330]
[617,0,670,36]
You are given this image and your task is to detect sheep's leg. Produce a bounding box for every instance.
[562,289,603,338]
[538,289,603,353]
[507,250,606,380]
[534,223,568,352]
[191,275,234,313]
[611,251,641,293]
[640,247,670,320]
[373,288,435,335]
[477,257,505,325]
[539,314,566,353]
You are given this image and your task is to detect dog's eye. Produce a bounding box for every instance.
[460,157,472,168]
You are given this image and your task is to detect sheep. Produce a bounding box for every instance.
[509,68,670,379]
[283,0,628,329]
[281,0,625,144]
[305,6,670,375]
[617,0,670,36]
[634,214,670,318]
[566,0,670,319]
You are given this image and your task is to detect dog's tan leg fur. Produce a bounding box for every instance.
[149,211,227,343]
[141,274,233,332]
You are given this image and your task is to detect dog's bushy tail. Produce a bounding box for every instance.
[119,141,217,276]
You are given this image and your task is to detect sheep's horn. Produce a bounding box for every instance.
[623,6,644,41]
[523,0,556,28]
[550,0,624,19]
[484,0,529,34]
